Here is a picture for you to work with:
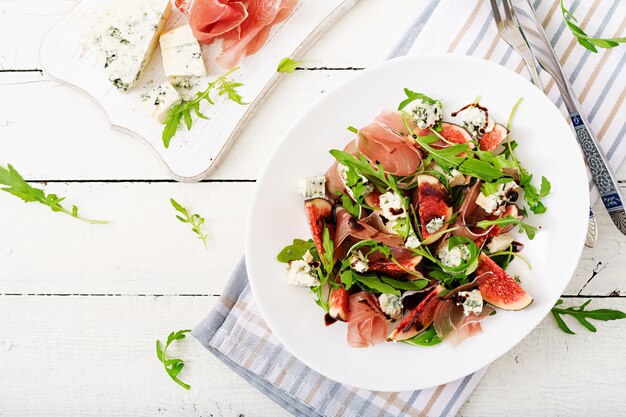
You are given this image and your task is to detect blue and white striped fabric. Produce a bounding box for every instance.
[193,1,625,416]
[193,259,484,417]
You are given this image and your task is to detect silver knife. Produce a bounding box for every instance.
[513,0,626,235]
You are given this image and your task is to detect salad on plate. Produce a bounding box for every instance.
[277,89,551,348]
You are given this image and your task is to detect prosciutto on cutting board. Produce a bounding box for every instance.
[347,291,387,348]
[186,0,298,68]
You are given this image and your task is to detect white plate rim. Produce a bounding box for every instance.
[245,53,589,392]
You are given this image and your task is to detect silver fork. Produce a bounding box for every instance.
[490,0,542,87]
[489,0,598,247]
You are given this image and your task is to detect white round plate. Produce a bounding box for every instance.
[245,54,588,392]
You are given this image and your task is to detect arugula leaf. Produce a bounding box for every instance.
[277,57,304,73]
[162,67,247,148]
[155,329,192,390]
[457,158,505,182]
[475,215,537,240]
[481,177,515,196]
[353,272,401,295]
[347,126,359,134]
[401,325,442,346]
[277,238,316,263]
[0,164,107,224]
[560,0,626,53]
[551,299,626,334]
[170,198,209,249]
[311,225,335,312]
[380,276,429,291]
[398,88,438,110]
[339,193,361,218]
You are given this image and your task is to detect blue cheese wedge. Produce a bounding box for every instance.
[285,251,320,287]
[159,24,207,82]
[458,290,483,316]
[142,82,182,123]
[89,0,172,92]
[378,293,404,321]
[297,176,326,200]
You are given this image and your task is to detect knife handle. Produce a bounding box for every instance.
[569,111,626,232]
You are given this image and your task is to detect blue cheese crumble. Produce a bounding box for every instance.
[458,289,483,316]
[286,250,320,287]
[379,191,406,221]
[338,164,373,199]
[297,176,326,200]
[438,243,471,268]
[378,293,404,321]
[410,99,443,129]
[350,250,369,273]
[457,106,494,137]
[425,216,445,234]
[476,181,520,215]
[405,234,420,249]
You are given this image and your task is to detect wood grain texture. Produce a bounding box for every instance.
[1,0,626,415]
[40,0,356,181]
[0,295,623,416]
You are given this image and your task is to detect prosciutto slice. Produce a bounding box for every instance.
[217,0,298,68]
[325,140,360,201]
[357,111,422,176]
[433,298,493,347]
[451,181,493,240]
[189,0,249,44]
[333,208,405,259]
[347,291,387,348]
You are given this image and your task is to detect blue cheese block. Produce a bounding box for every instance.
[89,0,172,92]
[142,82,182,123]
[159,24,207,82]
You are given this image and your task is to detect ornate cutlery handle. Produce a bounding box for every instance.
[570,111,626,233]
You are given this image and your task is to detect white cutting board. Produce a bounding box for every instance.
[40,0,356,182]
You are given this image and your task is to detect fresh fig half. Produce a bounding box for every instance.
[479,123,508,151]
[430,123,473,150]
[475,253,533,310]
[387,285,443,341]
[414,175,453,245]
[328,287,349,322]
[304,198,334,256]
[368,255,423,279]
[475,204,522,247]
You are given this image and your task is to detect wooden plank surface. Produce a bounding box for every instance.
[1,0,626,416]
[0,295,623,417]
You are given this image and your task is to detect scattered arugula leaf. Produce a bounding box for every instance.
[0,164,107,224]
[481,177,515,196]
[457,158,504,182]
[398,88,438,110]
[347,126,359,134]
[277,57,303,73]
[351,271,401,296]
[560,0,626,53]
[170,198,209,249]
[401,325,442,346]
[339,193,361,218]
[551,299,626,334]
[380,276,429,291]
[311,225,335,312]
[277,238,317,263]
[156,329,192,390]
[162,67,247,148]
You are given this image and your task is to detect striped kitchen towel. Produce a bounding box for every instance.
[193,1,625,416]
[390,0,626,201]
[193,259,484,417]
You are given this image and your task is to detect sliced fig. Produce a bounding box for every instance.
[474,204,522,247]
[305,198,334,256]
[479,123,508,151]
[387,285,443,341]
[363,189,382,209]
[475,253,533,310]
[328,287,349,322]
[368,255,423,279]
[413,175,453,244]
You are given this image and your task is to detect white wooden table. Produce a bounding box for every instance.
[1,1,624,416]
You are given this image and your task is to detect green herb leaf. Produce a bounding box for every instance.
[155,329,192,390]
[380,276,429,291]
[551,299,626,334]
[353,272,400,296]
[398,88,438,110]
[561,0,626,53]
[170,198,209,249]
[457,158,505,182]
[347,126,359,134]
[475,215,537,240]
[277,238,317,263]
[0,164,108,224]
[401,325,442,346]
[162,67,247,148]
[277,57,304,73]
